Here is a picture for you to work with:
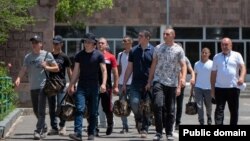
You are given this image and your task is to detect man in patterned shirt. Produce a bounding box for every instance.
[146,27,187,141]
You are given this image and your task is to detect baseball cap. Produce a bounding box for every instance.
[81,33,97,43]
[53,35,63,44]
[30,35,42,42]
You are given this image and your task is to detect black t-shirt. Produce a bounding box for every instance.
[49,52,72,84]
[75,49,105,87]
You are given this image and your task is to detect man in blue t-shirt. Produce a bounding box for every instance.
[67,33,107,141]
[122,30,154,138]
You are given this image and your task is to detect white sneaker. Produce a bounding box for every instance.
[59,127,66,136]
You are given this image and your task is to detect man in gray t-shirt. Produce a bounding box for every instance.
[15,35,58,140]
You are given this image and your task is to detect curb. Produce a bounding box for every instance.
[0,109,22,139]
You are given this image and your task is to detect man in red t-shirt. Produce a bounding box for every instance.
[97,37,119,135]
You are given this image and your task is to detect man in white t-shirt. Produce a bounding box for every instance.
[211,37,246,125]
[192,47,213,125]
[117,35,133,133]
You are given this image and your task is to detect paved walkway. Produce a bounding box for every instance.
[4,96,250,141]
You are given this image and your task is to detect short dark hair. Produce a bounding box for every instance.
[140,30,151,40]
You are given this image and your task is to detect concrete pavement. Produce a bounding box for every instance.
[3,96,250,141]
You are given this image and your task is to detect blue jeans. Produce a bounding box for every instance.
[118,84,131,129]
[48,89,66,130]
[129,84,150,132]
[74,85,99,136]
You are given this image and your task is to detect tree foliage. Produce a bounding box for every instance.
[0,0,36,44]
[56,0,113,24]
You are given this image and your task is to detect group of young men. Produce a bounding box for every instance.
[15,26,246,141]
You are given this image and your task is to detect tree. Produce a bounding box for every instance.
[0,0,113,45]
[56,0,113,24]
[0,0,36,44]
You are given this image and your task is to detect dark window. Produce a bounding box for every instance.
[89,26,123,38]
[206,27,239,39]
[55,26,86,38]
[62,41,81,57]
[174,27,203,39]
[185,42,200,68]
[247,42,250,73]
[242,28,250,39]
[126,26,160,39]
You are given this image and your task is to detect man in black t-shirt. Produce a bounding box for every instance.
[47,35,73,136]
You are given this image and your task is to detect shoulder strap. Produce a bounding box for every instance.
[118,52,123,75]
[119,51,123,65]
[44,51,49,78]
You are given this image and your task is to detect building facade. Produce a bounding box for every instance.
[55,0,250,81]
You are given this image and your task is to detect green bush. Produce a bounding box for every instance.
[0,61,18,121]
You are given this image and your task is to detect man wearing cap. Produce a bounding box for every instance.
[15,35,59,140]
[67,33,107,141]
[47,35,72,136]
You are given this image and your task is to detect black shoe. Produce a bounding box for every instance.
[106,126,113,135]
[120,128,129,134]
[95,128,99,137]
[69,133,82,141]
[175,124,179,130]
[136,121,142,134]
[207,118,212,125]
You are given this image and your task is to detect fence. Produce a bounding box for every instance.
[0,77,15,121]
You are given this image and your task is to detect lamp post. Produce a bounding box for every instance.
[166,0,170,25]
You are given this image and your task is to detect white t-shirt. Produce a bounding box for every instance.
[117,51,132,85]
[194,59,213,89]
[212,51,245,88]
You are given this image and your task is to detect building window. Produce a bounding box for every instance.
[206,27,239,40]
[242,28,250,39]
[247,42,250,73]
[126,26,160,39]
[185,42,200,67]
[89,26,123,38]
[55,26,86,38]
[174,27,203,39]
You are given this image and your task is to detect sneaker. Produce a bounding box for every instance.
[47,128,58,135]
[40,132,47,139]
[167,135,174,141]
[106,125,113,135]
[87,134,94,140]
[140,130,147,138]
[120,128,129,134]
[33,131,40,140]
[69,133,82,141]
[59,127,67,136]
[153,133,162,141]
[162,129,166,134]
